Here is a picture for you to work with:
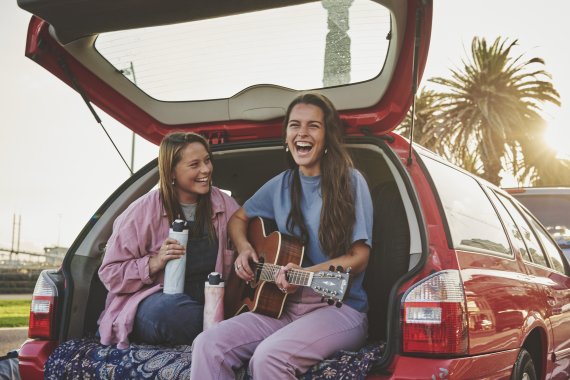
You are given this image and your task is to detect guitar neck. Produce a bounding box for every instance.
[256,263,313,287]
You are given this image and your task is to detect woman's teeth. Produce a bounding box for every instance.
[295,142,313,152]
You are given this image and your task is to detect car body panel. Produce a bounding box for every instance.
[525,264,570,368]
[17,340,58,380]
[368,349,518,380]
[20,0,432,145]
[456,250,543,354]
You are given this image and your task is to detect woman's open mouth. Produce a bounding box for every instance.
[295,141,313,155]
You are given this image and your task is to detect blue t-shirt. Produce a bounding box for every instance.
[243,168,373,312]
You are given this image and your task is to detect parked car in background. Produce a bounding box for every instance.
[15,0,570,379]
[506,187,570,260]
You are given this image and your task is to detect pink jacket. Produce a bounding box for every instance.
[97,187,239,349]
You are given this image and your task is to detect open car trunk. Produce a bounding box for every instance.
[47,135,423,378]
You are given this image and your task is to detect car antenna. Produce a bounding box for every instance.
[54,50,134,175]
[407,0,426,166]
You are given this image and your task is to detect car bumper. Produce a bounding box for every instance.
[18,340,57,380]
[367,349,518,379]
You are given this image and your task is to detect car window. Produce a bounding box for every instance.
[488,191,530,261]
[94,0,391,101]
[423,158,511,256]
[525,212,567,274]
[496,194,548,267]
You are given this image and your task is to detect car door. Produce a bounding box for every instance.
[523,211,570,378]
[499,194,570,379]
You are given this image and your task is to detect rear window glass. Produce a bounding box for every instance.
[423,158,511,256]
[94,0,391,101]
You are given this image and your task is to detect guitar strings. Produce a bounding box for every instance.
[254,262,310,286]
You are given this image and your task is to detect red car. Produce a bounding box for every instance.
[16,0,570,379]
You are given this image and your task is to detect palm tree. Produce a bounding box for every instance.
[426,37,560,185]
[397,88,482,174]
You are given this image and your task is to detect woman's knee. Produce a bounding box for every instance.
[193,326,224,352]
[249,341,292,376]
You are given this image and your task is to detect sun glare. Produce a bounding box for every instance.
[544,122,570,160]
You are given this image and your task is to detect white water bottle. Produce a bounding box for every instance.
[203,272,224,329]
[163,219,188,294]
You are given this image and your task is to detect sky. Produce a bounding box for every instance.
[1,0,569,252]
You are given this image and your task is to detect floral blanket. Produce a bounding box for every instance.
[45,338,384,380]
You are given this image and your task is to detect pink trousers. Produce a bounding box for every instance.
[190,287,368,379]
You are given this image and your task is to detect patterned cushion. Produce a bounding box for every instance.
[45,338,384,380]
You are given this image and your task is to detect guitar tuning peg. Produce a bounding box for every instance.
[329,265,335,271]
[335,301,343,308]
[336,265,343,272]
[346,266,352,274]
[327,298,335,306]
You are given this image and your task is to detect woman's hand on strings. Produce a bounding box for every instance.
[234,244,258,281]
[275,263,301,294]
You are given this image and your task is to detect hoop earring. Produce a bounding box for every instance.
[171,179,175,186]
[324,148,328,154]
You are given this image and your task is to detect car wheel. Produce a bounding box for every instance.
[511,348,537,380]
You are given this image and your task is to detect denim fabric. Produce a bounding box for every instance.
[185,221,219,304]
[131,292,204,345]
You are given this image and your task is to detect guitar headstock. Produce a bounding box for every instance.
[310,267,350,305]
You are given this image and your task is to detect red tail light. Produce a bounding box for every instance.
[28,271,58,339]
[402,270,468,355]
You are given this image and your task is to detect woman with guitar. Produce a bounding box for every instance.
[97,132,239,349]
[191,93,373,378]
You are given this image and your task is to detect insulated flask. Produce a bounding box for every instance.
[163,219,188,294]
[203,272,224,329]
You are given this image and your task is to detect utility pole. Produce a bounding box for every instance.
[10,213,21,261]
[121,62,138,175]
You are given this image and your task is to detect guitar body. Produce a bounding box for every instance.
[225,217,304,319]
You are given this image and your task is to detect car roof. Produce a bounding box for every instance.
[505,187,570,196]
[18,0,432,145]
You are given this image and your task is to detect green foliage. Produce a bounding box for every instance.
[0,300,31,328]
[399,37,569,186]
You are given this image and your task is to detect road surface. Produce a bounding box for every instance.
[0,327,27,355]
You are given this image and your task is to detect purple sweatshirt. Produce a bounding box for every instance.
[97,187,239,348]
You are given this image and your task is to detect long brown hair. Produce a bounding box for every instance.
[158,132,215,239]
[282,93,355,258]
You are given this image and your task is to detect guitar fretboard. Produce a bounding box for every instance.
[255,262,313,287]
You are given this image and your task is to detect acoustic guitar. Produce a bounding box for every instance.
[224,217,351,319]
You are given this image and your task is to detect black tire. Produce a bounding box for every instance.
[511,348,537,380]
